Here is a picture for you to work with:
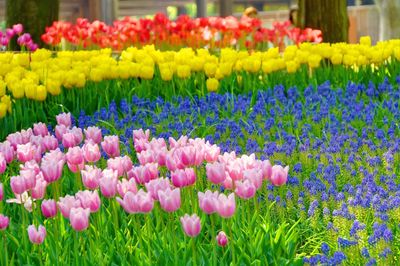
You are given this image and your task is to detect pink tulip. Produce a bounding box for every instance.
[41,158,64,183]
[270,165,289,186]
[55,124,68,141]
[62,133,77,148]
[133,129,150,141]
[6,28,15,38]
[218,152,236,164]
[165,153,180,171]
[134,138,149,153]
[235,179,256,199]
[58,195,81,218]
[180,214,201,237]
[20,168,36,190]
[216,231,228,247]
[204,143,220,162]
[217,193,236,218]
[0,153,6,174]
[155,149,167,166]
[226,161,243,181]
[27,225,46,244]
[70,127,83,145]
[41,199,57,218]
[149,138,166,150]
[243,169,263,190]
[261,160,272,180]
[169,136,188,149]
[117,178,138,198]
[10,175,26,195]
[31,175,47,200]
[158,188,181,212]
[17,143,36,163]
[145,178,171,200]
[75,190,101,213]
[0,141,15,163]
[171,168,196,187]
[81,165,101,190]
[29,135,45,152]
[137,150,156,165]
[101,135,120,158]
[107,157,125,177]
[206,162,226,184]
[198,190,219,214]
[43,135,58,151]
[82,142,101,163]
[178,146,196,167]
[130,163,159,184]
[84,126,102,144]
[56,113,72,128]
[13,24,23,35]
[116,189,154,214]
[0,214,9,230]
[0,183,3,201]
[20,129,33,144]
[33,122,49,137]
[122,155,133,172]
[99,169,118,198]
[69,207,90,231]
[66,146,84,165]
[222,176,233,190]
[7,132,23,148]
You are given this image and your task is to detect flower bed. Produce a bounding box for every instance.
[41,14,322,51]
[1,38,399,139]
[1,76,400,264]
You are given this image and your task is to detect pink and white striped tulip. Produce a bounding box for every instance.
[27,224,46,244]
[180,214,201,237]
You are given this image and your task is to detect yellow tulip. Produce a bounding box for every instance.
[308,54,322,69]
[177,65,191,79]
[11,84,25,99]
[36,85,47,101]
[46,79,62,96]
[360,36,371,46]
[0,80,5,97]
[160,66,173,81]
[0,102,7,119]
[331,53,343,65]
[262,60,274,74]
[204,63,217,77]
[286,61,298,73]
[140,65,154,80]
[206,78,219,92]
[190,57,205,72]
[1,95,11,113]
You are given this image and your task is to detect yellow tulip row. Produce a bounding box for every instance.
[0,36,400,118]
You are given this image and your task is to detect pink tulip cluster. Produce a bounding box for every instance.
[58,190,100,231]
[0,112,289,244]
[0,24,38,51]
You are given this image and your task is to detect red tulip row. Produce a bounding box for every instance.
[41,13,322,50]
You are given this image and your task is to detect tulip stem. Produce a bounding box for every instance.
[169,213,178,265]
[229,219,235,265]
[210,215,217,265]
[192,238,197,266]
[146,214,152,263]
[3,231,8,266]
[74,231,79,266]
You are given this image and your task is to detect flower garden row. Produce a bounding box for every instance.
[41,14,322,50]
[1,37,400,139]
[1,75,400,264]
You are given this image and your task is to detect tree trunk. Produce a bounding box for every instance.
[375,0,400,40]
[298,0,349,43]
[6,0,59,49]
